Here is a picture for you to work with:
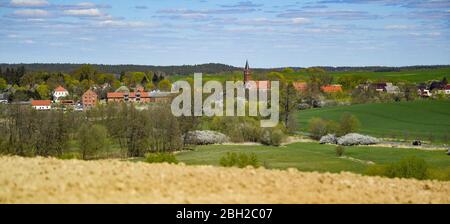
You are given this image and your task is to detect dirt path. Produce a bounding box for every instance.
[0,156,449,204]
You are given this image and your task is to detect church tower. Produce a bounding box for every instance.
[243,60,252,84]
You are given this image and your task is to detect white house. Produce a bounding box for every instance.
[53,86,69,102]
[31,100,52,110]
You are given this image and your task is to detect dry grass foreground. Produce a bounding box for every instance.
[0,156,449,204]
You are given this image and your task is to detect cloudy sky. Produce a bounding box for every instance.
[0,0,449,67]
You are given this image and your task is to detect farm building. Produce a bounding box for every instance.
[31,100,52,110]
[82,89,98,109]
[53,86,69,102]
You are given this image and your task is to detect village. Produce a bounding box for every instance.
[1,61,448,113]
[25,85,173,111]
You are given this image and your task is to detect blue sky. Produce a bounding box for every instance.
[0,0,449,68]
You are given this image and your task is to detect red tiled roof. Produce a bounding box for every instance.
[321,85,342,93]
[107,91,150,98]
[31,100,51,106]
[107,92,124,98]
[293,82,307,92]
[54,86,67,92]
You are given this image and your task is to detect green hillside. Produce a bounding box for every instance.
[297,100,450,143]
[176,143,449,174]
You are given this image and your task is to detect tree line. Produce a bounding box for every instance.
[0,63,238,76]
[0,103,184,159]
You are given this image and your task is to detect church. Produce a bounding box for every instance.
[243,60,271,91]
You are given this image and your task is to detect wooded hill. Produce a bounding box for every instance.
[1,63,449,76]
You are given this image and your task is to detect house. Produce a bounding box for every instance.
[82,89,98,109]
[292,82,307,92]
[31,100,52,110]
[107,87,151,103]
[53,86,69,102]
[321,84,342,93]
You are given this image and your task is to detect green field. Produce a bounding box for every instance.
[169,67,450,83]
[285,67,450,83]
[297,100,450,143]
[176,142,449,174]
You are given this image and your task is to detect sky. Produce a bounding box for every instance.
[0,0,449,68]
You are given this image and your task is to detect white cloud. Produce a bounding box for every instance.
[10,0,49,7]
[7,34,20,38]
[79,37,95,41]
[385,25,413,30]
[98,20,149,28]
[63,8,102,17]
[22,39,35,44]
[76,2,97,8]
[291,17,310,24]
[12,9,49,17]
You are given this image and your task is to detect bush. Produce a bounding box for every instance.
[364,164,388,177]
[78,124,108,160]
[210,116,260,143]
[184,130,230,145]
[320,134,337,144]
[219,152,259,168]
[365,156,429,180]
[427,168,450,181]
[259,128,285,146]
[337,133,379,146]
[338,113,360,136]
[308,117,328,140]
[145,153,178,164]
[58,152,81,160]
[385,156,428,180]
[336,146,345,157]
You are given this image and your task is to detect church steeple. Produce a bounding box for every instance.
[244,60,252,84]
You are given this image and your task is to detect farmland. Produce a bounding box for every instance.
[297,100,450,143]
[176,142,450,175]
[1,156,448,203]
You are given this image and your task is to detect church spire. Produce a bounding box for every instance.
[243,60,252,84]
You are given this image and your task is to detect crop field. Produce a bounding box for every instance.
[297,100,450,143]
[176,142,450,174]
[0,156,449,204]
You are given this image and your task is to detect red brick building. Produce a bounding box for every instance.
[107,90,151,103]
[82,89,98,109]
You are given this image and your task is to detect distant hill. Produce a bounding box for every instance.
[0,63,239,76]
[1,63,449,76]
